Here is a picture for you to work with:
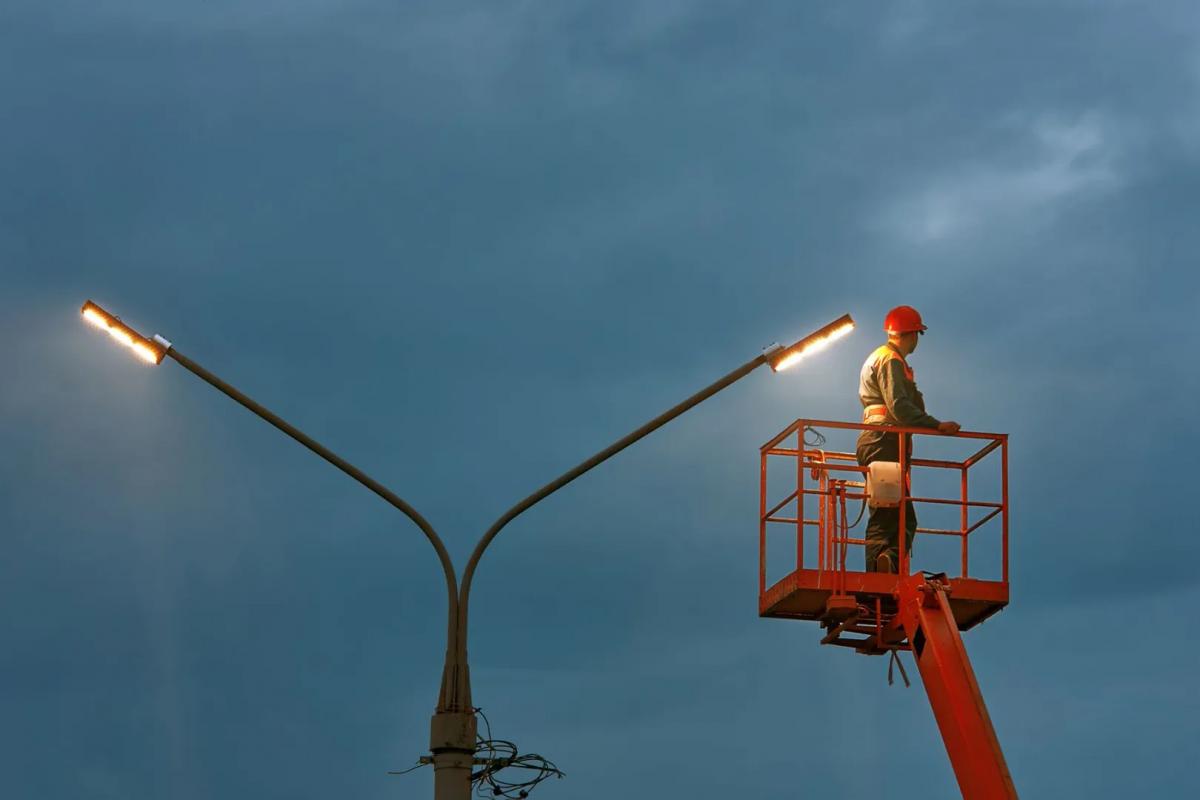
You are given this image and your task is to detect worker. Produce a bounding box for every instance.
[857,306,960,573]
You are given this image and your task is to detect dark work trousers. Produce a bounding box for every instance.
[856,428,916,572]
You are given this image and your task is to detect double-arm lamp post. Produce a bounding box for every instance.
[81,300,854,799]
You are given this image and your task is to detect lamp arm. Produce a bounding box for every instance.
[451,351,770,680]
[164,348,460,650]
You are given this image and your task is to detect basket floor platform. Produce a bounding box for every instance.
[760,569,1008,631]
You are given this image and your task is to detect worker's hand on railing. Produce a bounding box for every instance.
[937,421,962,434]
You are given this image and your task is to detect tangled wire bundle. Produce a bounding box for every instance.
[472,709,564,798]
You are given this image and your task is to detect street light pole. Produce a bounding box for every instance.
[80,300,854,800]
[441,314,859,797]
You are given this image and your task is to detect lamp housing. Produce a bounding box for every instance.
[81,300,169,365]
[768,313,856,372]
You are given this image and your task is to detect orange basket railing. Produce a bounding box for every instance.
[759,419,1008,596]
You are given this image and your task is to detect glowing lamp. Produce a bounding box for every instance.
[767,314,855,372]
[80,300,171,365]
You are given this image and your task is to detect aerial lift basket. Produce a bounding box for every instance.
[758,418,1016,799]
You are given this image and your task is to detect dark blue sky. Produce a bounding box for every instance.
[3,1,1198,797]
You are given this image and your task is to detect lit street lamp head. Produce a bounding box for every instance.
[80,300,171,365]
[767,313,856,371]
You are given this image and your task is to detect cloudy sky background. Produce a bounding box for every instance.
[3,1,1199,797]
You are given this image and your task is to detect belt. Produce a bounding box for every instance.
[863,404,889,420]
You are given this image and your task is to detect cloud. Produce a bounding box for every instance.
[878,0,933,46]
[881,113,1123,243]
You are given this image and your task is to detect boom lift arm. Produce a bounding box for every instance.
[895,573,1017,799]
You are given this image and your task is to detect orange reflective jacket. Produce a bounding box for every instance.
[858,343,940,429]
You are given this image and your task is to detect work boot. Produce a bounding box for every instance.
[875,553,896,574]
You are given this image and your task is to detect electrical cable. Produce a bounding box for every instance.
[471,708,564,799]
[888,649,911,687]
[389,708,563,797]
[803,426,826,448]
[848,495,867,529]
[387,761,428,776]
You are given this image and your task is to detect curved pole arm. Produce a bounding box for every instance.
[164,348,460,651]
[453,351,771,666]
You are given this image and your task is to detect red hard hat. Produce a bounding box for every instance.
[883,305,927,334]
